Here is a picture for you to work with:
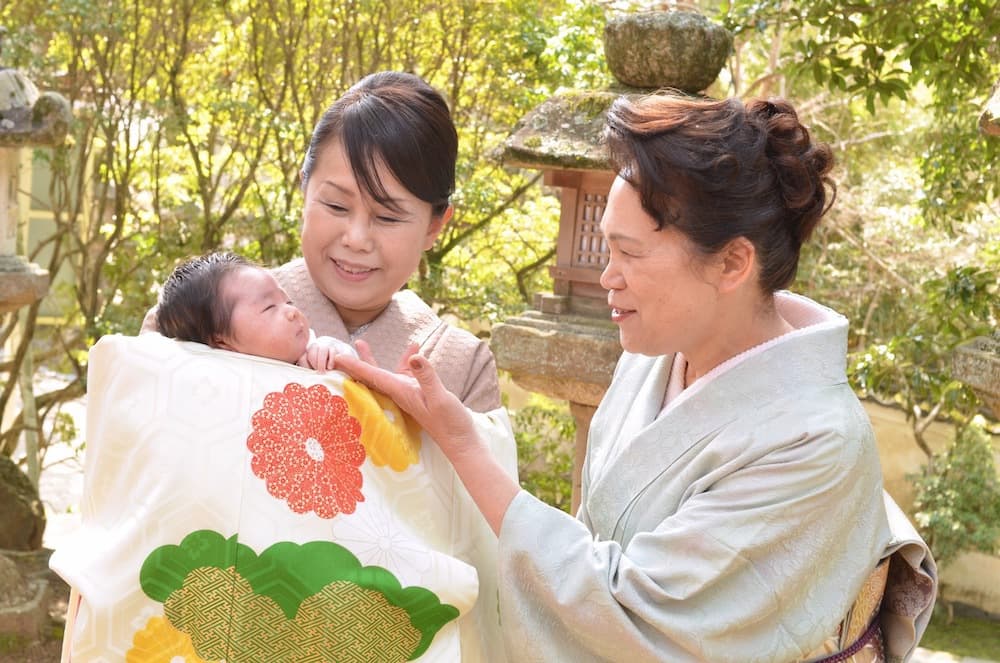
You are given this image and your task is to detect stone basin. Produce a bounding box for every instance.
[952,333,1000,418]
[603,10,732,92]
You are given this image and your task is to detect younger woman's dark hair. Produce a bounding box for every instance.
[301,71,458,216]
[156,252,249,345]
[603,93,835,293]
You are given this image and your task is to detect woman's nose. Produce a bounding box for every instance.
[341,215,374,251]
[599,258,623,290]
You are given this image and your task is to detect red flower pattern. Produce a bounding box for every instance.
[247,383,365,518]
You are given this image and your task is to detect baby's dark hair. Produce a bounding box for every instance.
[156,252,250,345]
[603,93,835,292]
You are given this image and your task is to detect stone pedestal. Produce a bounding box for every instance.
[0,552,52,640]
[492,307,622,509]
[0,257,49,315]
[492,308,621,408]
[952,333,1000,419]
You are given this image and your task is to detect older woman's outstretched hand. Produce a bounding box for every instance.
[337,340,520,535]
[334,340,481,461]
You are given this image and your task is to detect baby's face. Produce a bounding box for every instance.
[217,267,310,363]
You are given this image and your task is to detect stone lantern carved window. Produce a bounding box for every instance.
[546,170,614,314]
[574,192,607,267]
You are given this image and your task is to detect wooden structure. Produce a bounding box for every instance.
[545,170,615,316]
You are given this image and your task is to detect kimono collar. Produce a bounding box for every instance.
[585,292,851,539]
[663,291,848,414]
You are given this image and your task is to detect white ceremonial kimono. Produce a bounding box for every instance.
[273,259,510,661]
[497,292,936,663]
[51,333,517,663]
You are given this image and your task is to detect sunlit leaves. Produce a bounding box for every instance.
[911,417,1000,569]
[721,0,1000,226]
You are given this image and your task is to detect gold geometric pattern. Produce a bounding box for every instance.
[165,566,248,659]
[162,565,422,662]
[289,582,422,662]
[797,558,890,662]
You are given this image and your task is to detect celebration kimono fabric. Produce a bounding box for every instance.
[50,333,513,662]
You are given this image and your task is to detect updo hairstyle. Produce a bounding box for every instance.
[603,93,835,292]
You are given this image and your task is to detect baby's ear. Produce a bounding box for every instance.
[211,335,233,351]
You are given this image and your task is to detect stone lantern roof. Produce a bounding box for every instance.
[0,67,72,148]
[497,8,731,172]
[499,90,620,172]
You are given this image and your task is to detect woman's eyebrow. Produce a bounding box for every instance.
[318,180,356,197]
[604,230,641,244]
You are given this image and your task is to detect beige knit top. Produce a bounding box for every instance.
[273,259,501,413]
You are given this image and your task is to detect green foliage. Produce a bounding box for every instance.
[849,266,997,427]
[512,396,576,513]
[910,417,1000,570]
[921,609,1000,658]
[721,0,1000,227]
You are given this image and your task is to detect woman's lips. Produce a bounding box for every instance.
[332,258,376,282]
[610,307,635,323]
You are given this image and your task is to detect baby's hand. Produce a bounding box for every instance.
[297,336,356,372]
[298,343,338,372]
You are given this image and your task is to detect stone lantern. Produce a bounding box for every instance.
[952,334,1000,420]
[0,66,71,313]
[980,77,1000,137]
[493,8,732,510]
[0,47,72,643]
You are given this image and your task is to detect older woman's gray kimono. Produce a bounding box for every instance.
[498,292,935,663]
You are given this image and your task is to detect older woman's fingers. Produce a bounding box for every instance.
[354,339,379,366]
[407,354,447,396]
[395,343,421,374]
[334,354,381,386]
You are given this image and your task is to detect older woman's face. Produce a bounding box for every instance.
[599,176,721,356]
[300,140,449,330]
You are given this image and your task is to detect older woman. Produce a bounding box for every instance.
[337,93,937,662]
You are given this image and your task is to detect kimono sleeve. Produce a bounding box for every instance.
[496,417,890,663]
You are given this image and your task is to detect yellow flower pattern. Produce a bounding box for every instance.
[341,379,422,471]
[126,615,217,663]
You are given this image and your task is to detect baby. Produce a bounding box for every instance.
[155,252,355,370]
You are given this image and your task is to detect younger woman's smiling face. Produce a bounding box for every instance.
[599,176,723,357]
[299,140,449,331]
[215,266,310,364]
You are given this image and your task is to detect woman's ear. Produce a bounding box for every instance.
[717,237,756,293]
[423,205,453,250]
